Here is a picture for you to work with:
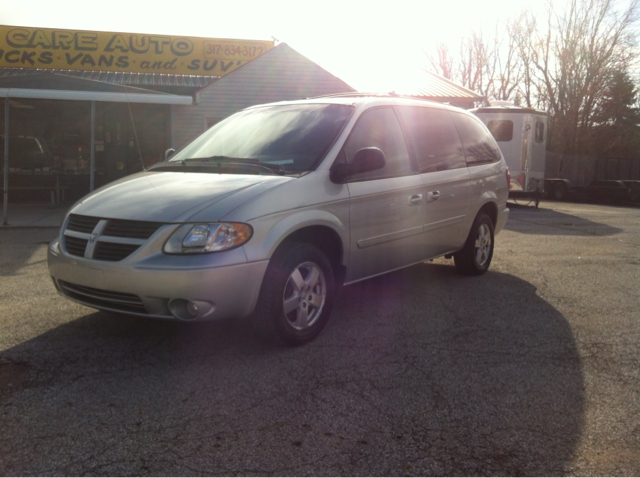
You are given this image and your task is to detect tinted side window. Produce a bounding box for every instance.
[487,120,514,142]
[396,106,466,173]
[343,107,412,180]
[450,112,502,165]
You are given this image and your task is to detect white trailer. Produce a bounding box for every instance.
[471,106,548,206]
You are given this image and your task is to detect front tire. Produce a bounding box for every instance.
[252,242,335,346]
[454,212,494,275]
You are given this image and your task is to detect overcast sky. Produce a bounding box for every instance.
[0,0,532,91]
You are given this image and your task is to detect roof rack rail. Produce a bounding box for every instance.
[308,91,398,99]
[307,91,435,101]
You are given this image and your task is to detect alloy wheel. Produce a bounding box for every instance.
[475,223,492,268]
[282,261,326,330]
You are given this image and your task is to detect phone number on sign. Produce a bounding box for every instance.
[203,42,266,59]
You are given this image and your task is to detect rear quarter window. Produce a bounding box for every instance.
[450,112,502,165]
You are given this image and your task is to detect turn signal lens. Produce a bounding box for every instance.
[49,238,61,255]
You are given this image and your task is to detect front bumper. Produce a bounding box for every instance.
[48,238,269,321]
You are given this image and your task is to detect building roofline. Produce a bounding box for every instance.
[0,87,193,104]
[194,43,356,95]
[0,69,194,104]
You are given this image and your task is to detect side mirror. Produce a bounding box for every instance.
[164,148,176,160]
[330,147,386,183]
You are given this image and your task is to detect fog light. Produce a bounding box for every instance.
[168,299,213,321]
[186,301,199,317]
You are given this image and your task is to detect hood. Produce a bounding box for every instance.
[69,171,293,222]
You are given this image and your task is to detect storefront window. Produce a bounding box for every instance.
[0,98,171,202]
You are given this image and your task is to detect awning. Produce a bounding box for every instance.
[0,69,194,104]
[0,87,193,104]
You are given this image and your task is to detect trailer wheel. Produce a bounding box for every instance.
[553,182,568,201]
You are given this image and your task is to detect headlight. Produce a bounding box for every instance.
[164,223,253,254]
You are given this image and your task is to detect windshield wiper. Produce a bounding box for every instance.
[149,156,285,175]
[182,156,285,175]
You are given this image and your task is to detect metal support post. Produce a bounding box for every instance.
[90,101,96,192]
[170,104,177,149]
[3,98,9,225]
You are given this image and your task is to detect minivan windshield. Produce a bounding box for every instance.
[169,103,353,173]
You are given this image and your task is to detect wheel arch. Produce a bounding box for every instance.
[245,209,349,288]
[278,226,347,288]
[477,200,498,226]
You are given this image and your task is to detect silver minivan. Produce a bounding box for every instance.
[48,95,510,345]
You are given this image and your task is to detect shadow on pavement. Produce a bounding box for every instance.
[0,263,584,476]
[505,203,623,236]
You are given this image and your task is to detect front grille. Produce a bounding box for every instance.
[103,218,163,239]
[63,214,164,262]
[67,214,101,233]
[93,242,141,262]
[64,236,88,257]
[58,280,147,314]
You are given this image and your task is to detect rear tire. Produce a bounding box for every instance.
[454,212,494,275]
[252,242,334,346]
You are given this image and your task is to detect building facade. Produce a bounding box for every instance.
[0,39,355,223]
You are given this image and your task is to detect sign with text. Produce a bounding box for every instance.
[0,26,274,76]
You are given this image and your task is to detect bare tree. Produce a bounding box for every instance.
[504,12,540,107]
[426,19,530,106]
[427,42,454,80]
[425,0,639,155]
[458,30,492,99]
[528,0,639,153]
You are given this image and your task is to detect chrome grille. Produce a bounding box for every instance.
[58,280,147,314]
[63,214,163,262]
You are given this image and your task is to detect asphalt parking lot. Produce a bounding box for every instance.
[0,200,638,476]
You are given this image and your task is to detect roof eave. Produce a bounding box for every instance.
[0,87,194,105]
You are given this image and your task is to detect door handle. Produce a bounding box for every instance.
[407,194,423,206]
[426,191,440,202]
